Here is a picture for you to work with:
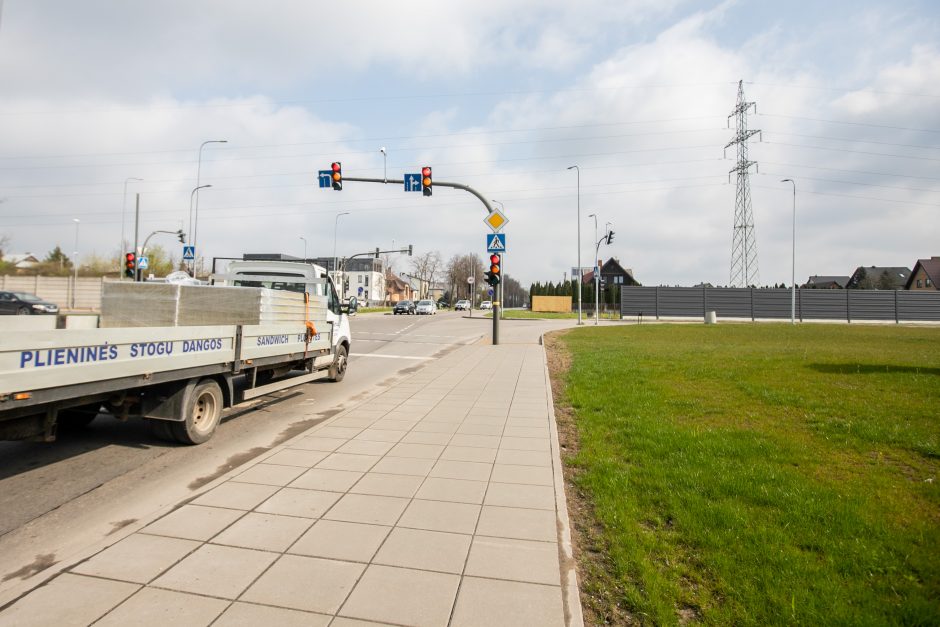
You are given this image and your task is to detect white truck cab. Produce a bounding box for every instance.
[215,257,355,377]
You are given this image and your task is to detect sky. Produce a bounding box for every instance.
[0,0,938,287]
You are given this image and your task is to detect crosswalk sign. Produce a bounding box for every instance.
[182,245,195,261]
[486,233,506,253]
[137,256,149,270]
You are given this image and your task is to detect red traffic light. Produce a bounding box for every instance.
[331,162,341,172]
[421,166,432,197]
[330,162,343,190]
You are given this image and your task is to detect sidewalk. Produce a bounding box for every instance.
[0,322,583,626]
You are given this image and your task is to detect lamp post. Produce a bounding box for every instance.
[380,147,387,183]
[72,218,80,309]
[299,236,307,260]
[334,211,351,298]
[120,177,142,278]
[194,139,227,252]
[567,165,583,324]
[781,178,796,324]
[589,213,599,325]
[188,184,211,275]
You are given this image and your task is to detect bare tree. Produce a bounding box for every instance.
[445,253,486,304]
[410,251,443,299]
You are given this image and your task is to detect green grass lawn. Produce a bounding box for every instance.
[550,323,940,626]
[356,306,392,314]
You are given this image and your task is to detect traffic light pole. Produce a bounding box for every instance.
[341,176,501,345]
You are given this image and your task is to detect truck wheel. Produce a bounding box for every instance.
[171,380,223,445]
[149,419,175,442]
[329,345,348,382]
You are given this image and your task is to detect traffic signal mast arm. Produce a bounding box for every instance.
[341,176,496,215]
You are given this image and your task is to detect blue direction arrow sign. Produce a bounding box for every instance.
[404,173,422,192]
[486,233,506,253]
[182,245,195,261]
[318,170,332,188]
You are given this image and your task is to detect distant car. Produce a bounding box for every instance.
[436,299,450,309]
[480,301,492,310]
[0,291,59,315]
[393,300,416,315]
[455,300,471,311]
[415,299,436,315]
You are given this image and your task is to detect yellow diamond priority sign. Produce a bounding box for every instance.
[484,208,508,232]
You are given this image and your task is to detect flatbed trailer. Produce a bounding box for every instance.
[0,321,340,444]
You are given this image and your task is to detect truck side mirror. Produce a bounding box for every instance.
[342,296,358,315]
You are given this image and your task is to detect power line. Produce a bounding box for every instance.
[757,113,940,134]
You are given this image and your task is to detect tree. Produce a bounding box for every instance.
[410,251,443,299]
[876,271,895,290]
[445,253,485,304]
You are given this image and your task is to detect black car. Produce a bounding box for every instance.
[393,300,416,315]
[0,291,60,315]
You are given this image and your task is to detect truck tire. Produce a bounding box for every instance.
[328,345,348,383]
[170,380,223,445]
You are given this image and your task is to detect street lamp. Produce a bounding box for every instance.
[589,213,599,325]
[380,147,387,183]
[120,177,142,277]
[72,218,80,309]
[567,165,583,324]
[188,184,211,275]
[334,211,351,298]
[299,236,307,260]
[194,139,227,252]
[781,178,796,324]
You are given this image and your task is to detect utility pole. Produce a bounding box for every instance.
[725,80,761,288]
[133,193,141,281]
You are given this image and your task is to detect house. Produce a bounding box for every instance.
[4,253,40,270]
[905,257,940,291]
[802,275,850,289]
[309,256,385,304]
[384,273,415,304]
[846,266,911,290]
[582,258,640,287]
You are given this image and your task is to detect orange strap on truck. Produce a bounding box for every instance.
[303,292,317,359]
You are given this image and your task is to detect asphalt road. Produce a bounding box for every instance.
[0,310,488,599]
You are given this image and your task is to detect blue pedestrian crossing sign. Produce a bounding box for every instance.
[182,245,195,261]
[486,233,506,253]
[404,173,422,192]
[137,256,149,270]
[318,170,332,188]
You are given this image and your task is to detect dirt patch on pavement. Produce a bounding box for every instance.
[2,553,56,582]
[544,331,636,626]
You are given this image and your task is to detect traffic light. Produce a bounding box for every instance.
[606,230,615,245]
[421,166,432,197]
[177,229,186,244]
[407,244,413,256]
[124,252,137,278]
[484,253,501,286]
[331,162,342,190]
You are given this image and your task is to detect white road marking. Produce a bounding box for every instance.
[350,353,432,361]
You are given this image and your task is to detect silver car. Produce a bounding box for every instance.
[415,299,437,315]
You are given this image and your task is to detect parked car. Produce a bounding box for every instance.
[455,300,471,311]
[0,291,59,315]
[436,299,450,309]
[480,301,492,310]
[393,300,416,315]
[415,299,437,315]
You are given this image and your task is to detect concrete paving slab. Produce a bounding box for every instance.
[141,504,244,542]
[372,527,471,574]
[289,468,363,492]
[353,428,407,443]
[348,472,424,498]
[398,499,481,535]
[151,543,277,599]
[337,439,396,456]
[94,587,228,627]
[370,456,435,477]
[211,512,313,552]
[315,452,380,472]
[72,534,199,584]
[414,477,487,504]
[232,463,307,486]
[440,445,497,463]
[256,487,342,518]
[400,430,452,445]
[484,483,556,510]
[429,459,492,482]
[449,433,501,448]
[476,506,557,542]
[290,436,348,452]
[499,436,551,451]
[450,577,564,627]
[465,536,561,585]
[191,481,279,510]
[495,449,554,467]
[490,464,555,486]
[212,602,331,627]
[324,493,410,526]
[338,564,460,627]
[241,554,364,614]
[289,520,391,563]
[0,574,138,627]
[263,448,330,468]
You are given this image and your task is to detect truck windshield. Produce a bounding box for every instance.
[232,272,323,295]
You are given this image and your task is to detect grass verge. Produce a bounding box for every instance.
[547,323,939,626]
[485,310,621,320]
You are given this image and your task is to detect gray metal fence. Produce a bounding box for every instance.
[621,287,940,322]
